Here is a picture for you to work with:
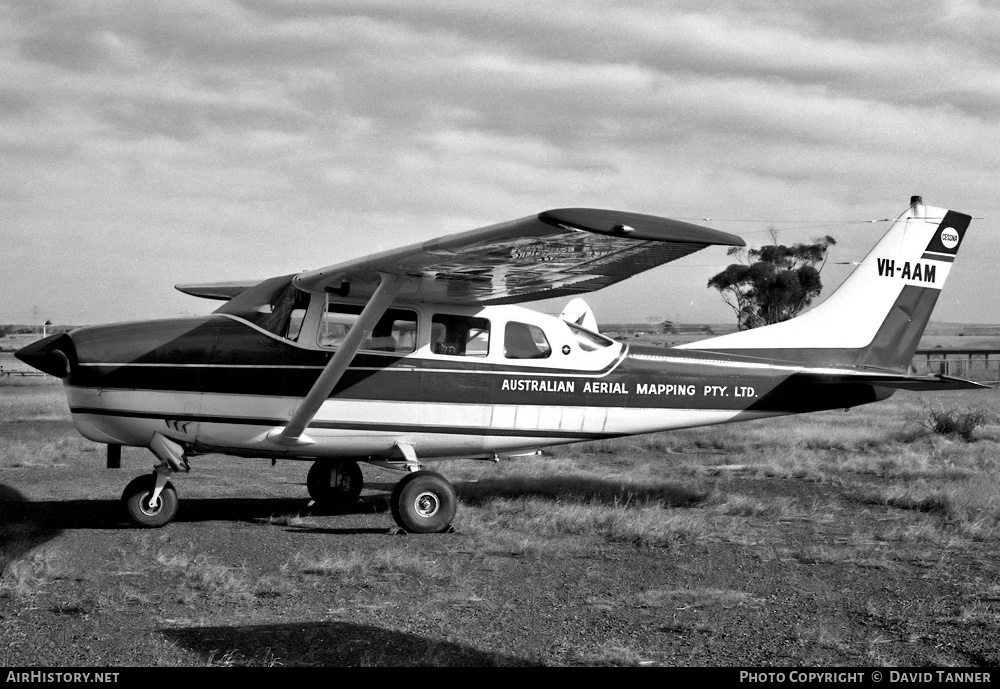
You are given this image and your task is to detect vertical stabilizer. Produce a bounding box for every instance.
[680,198,973,370]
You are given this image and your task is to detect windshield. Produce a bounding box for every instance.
[214,274,309,339]
[566,322,616,352]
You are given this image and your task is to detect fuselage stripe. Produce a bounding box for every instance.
[74,353,629,379]
[920,252,955,262]
[67,406,619,440]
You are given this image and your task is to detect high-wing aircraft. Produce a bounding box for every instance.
[16,197,981,533]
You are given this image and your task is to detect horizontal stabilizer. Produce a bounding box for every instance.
[175,281,260,301]
[866,374,988,391]
[806,371,987,391]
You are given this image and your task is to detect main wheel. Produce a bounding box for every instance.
[390,471,456,534]
[307,460,363,512]
[122,474,178,528]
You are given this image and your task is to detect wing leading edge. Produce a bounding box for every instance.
[291,209,744,304]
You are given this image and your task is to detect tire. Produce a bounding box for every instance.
[122,475,178,528]
[390,471,456,534]
[307,460,363,512]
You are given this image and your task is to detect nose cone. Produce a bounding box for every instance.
[14,332,76,378]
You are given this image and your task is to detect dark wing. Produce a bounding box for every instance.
[293,208,744,304]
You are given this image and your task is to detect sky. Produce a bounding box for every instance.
[2,0,999,327]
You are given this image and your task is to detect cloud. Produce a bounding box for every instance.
[1,1,997,324]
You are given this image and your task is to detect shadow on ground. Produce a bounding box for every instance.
[0,488,391,533]
[162,619,540,666]
[0,484,62,573]
[2,474,704,547]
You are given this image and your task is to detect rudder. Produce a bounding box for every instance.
[680,197,973,371]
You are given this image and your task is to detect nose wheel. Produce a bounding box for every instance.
[390,470,456,534]
[122,473,178,528]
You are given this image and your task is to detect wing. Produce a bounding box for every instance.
[292,208,744,304]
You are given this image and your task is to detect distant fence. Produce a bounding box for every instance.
[912,350,1000,384]
[0,367,49,379]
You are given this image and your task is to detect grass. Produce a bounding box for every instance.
[292,549,447,581]
[0,387,70,423]
[634,587,752,608]
[920,405,997,441]
[852,475,1000,539]
[0,548,66,600]
[3,381,1000,665]
[0,436,99,468]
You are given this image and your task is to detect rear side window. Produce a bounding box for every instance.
[319,302,417,353]
[504,321,551,359]
[431,314,490,357]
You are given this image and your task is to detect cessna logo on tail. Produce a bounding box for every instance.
[940,228,960,249]
[876,258,937,283]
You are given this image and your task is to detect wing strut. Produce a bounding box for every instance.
[268,273,404,447]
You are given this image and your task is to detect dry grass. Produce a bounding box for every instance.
[0,436,99,468]
[3,381,1000,666]
[0,548,67,600]
[292,549,447,581]
[152,551,256,603]
[634,587,752,608]
[0,387,69,422]
[426,389,1000,550]
[853,475,1000,539]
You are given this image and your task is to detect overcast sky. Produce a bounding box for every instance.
[3,0,998,326]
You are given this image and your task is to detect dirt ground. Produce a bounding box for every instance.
[2,438,999,668]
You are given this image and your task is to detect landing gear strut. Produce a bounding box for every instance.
[121,432,188,528]
[307,459,363,512]
[121,471,178,528]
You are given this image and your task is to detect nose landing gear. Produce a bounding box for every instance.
[121,471,178,528]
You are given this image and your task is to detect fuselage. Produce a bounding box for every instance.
[46,294,888,464]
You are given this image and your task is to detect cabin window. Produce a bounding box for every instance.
[284,309,307,341]
[431,314,490,357]
[504,321,551,360]
[319,302,417,353]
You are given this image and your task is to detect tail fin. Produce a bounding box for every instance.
[680,197,973,371]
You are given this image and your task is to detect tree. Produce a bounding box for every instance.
[708,233,836,330]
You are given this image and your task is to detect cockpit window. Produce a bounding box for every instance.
[319,301,417,353]
[504,321,551,359]
[431,314,490,357]
[215,274,309,341]
[566,322,615,352]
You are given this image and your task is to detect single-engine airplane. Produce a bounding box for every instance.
[16,196,982,533]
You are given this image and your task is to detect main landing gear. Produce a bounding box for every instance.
[116,436,458,533]
[307,458,457,534]
[389,470,457,534]
[307,459,363,512]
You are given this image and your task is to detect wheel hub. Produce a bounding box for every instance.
[140,494,161,515]
[413,491,440,518]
